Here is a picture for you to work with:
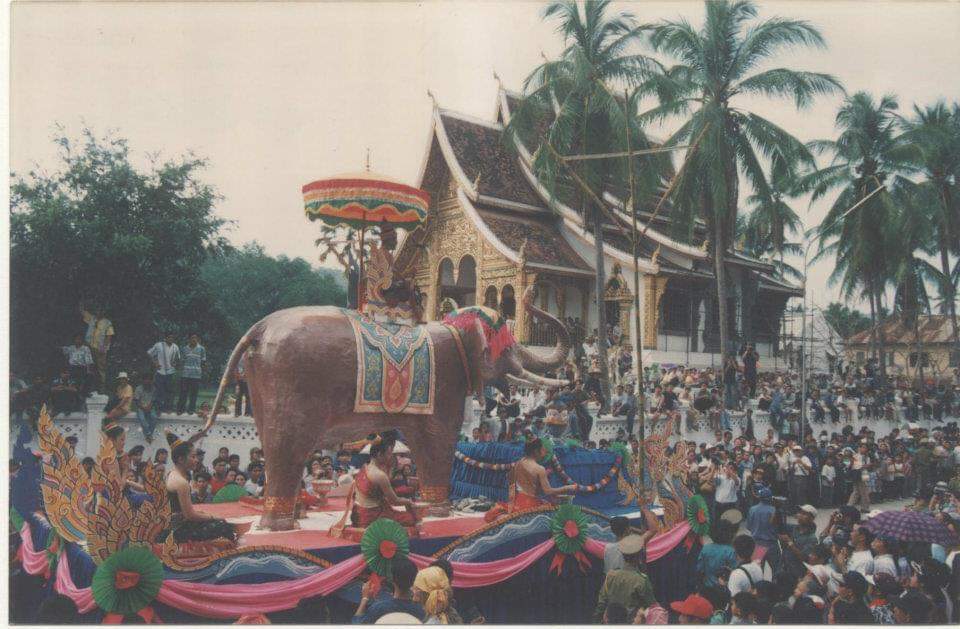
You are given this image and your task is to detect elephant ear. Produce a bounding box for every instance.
[455,317,488,397]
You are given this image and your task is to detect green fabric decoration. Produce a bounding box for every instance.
[686,494,711,536]
[361,518,410,577]
[212,484,249,503]
[564,438,581,449]
[608,442,632,467]
[550,503,588,555]
[91,546,164,616]
[538,437,555,465]
[10,507,24,532]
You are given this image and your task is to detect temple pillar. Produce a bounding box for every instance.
[643,275,669,350]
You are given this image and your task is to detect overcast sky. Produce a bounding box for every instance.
[10,1,960,310]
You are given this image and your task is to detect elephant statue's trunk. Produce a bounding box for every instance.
[516,286,570,374]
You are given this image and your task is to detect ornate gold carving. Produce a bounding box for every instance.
[264,495,297,516]
[643,275,670,350]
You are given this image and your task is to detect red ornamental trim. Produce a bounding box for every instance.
[563,520,580,539]
[114,570,141,590]
[379,540,398,560]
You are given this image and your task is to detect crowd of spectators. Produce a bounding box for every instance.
[592,424,960,624]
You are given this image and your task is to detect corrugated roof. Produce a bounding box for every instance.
[846,315,959,345]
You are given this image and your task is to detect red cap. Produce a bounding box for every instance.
[670,594,714,619]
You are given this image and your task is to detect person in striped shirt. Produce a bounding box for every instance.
[177,333,206,415]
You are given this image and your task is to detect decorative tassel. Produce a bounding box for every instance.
[103,606,161,624]
[548,551,566,576]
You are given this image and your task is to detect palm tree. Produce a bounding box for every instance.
[887,180,945,382]
[897,101,960,353]
[505,0,667,406]
[641,0,842,358]
[745,156,803,277]
[802,92,911,377]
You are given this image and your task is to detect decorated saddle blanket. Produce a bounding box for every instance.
[343,309,435,414]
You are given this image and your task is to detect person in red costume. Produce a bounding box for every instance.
[484,437,577,522]
[352,431,418,527]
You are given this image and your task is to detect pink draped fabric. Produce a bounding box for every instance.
[645,522,691,562]
[55,551,97,613]
[38,518,685,619]
[581,522,692,565]
[19,522,51,577]
[409,539,556,588]
[154,555,366,619]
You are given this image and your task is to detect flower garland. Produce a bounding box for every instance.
[453,451,517,471]
[545,455,623,494]
[453,452,623,494]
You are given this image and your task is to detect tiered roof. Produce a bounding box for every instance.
[399,86,802,295]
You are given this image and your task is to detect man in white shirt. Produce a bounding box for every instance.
[714,462,741,523]
[728,534,773,596]
[62,333,94,396]
[870,536,897,577]
[790,445,812,507]
[147,332,180,413]
[847,525,875,576]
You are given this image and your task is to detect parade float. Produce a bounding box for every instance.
[9,173,705,624]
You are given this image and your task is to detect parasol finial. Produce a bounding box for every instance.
[365,148,371,172]
[493,70,501,85]
[427,89,437,109]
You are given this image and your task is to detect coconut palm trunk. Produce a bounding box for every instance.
[593,204,611,410]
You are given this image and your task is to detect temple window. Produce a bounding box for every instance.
[456,255,477,307]
[483,285,499,309]
[500,285,516,319]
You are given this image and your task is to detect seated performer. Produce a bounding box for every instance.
[164,431,238,543]
[352,431,418,527]
[484,437,577,522]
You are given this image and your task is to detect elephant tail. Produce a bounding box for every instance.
[202,324,260,433]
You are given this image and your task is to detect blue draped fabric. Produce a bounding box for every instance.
[450,442,635,510]
[647,537,702,604]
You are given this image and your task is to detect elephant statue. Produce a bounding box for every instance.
[203,286,569,531]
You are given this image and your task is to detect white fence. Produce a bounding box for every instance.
[15,396,952,469]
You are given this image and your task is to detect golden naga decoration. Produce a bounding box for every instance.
[37,406,94,544]
[36,407,172,564]
[364,241,422,323]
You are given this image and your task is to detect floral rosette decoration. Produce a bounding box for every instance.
[548,504,592,575]
[361,518,411,597]
[91,545,165,623]
[686,494,711,537]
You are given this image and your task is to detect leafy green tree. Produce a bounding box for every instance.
[10,128,228,379]
[822,302,872,340]
[199,242,347,346]
[642,0,842,357]
[506,0,668,402]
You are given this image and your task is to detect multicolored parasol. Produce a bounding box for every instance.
[302,172,430,309]
[303,175,430,229]
[863,510,958,545]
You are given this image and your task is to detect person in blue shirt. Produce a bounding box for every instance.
[696,519,739,587]
[746,486,779,571]
[353,557,425,623]
[768,387,785,431]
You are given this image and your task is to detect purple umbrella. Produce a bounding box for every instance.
[863,510,958,545]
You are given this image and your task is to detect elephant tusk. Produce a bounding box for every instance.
[516,369,569,389]
[506,373,541,388]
